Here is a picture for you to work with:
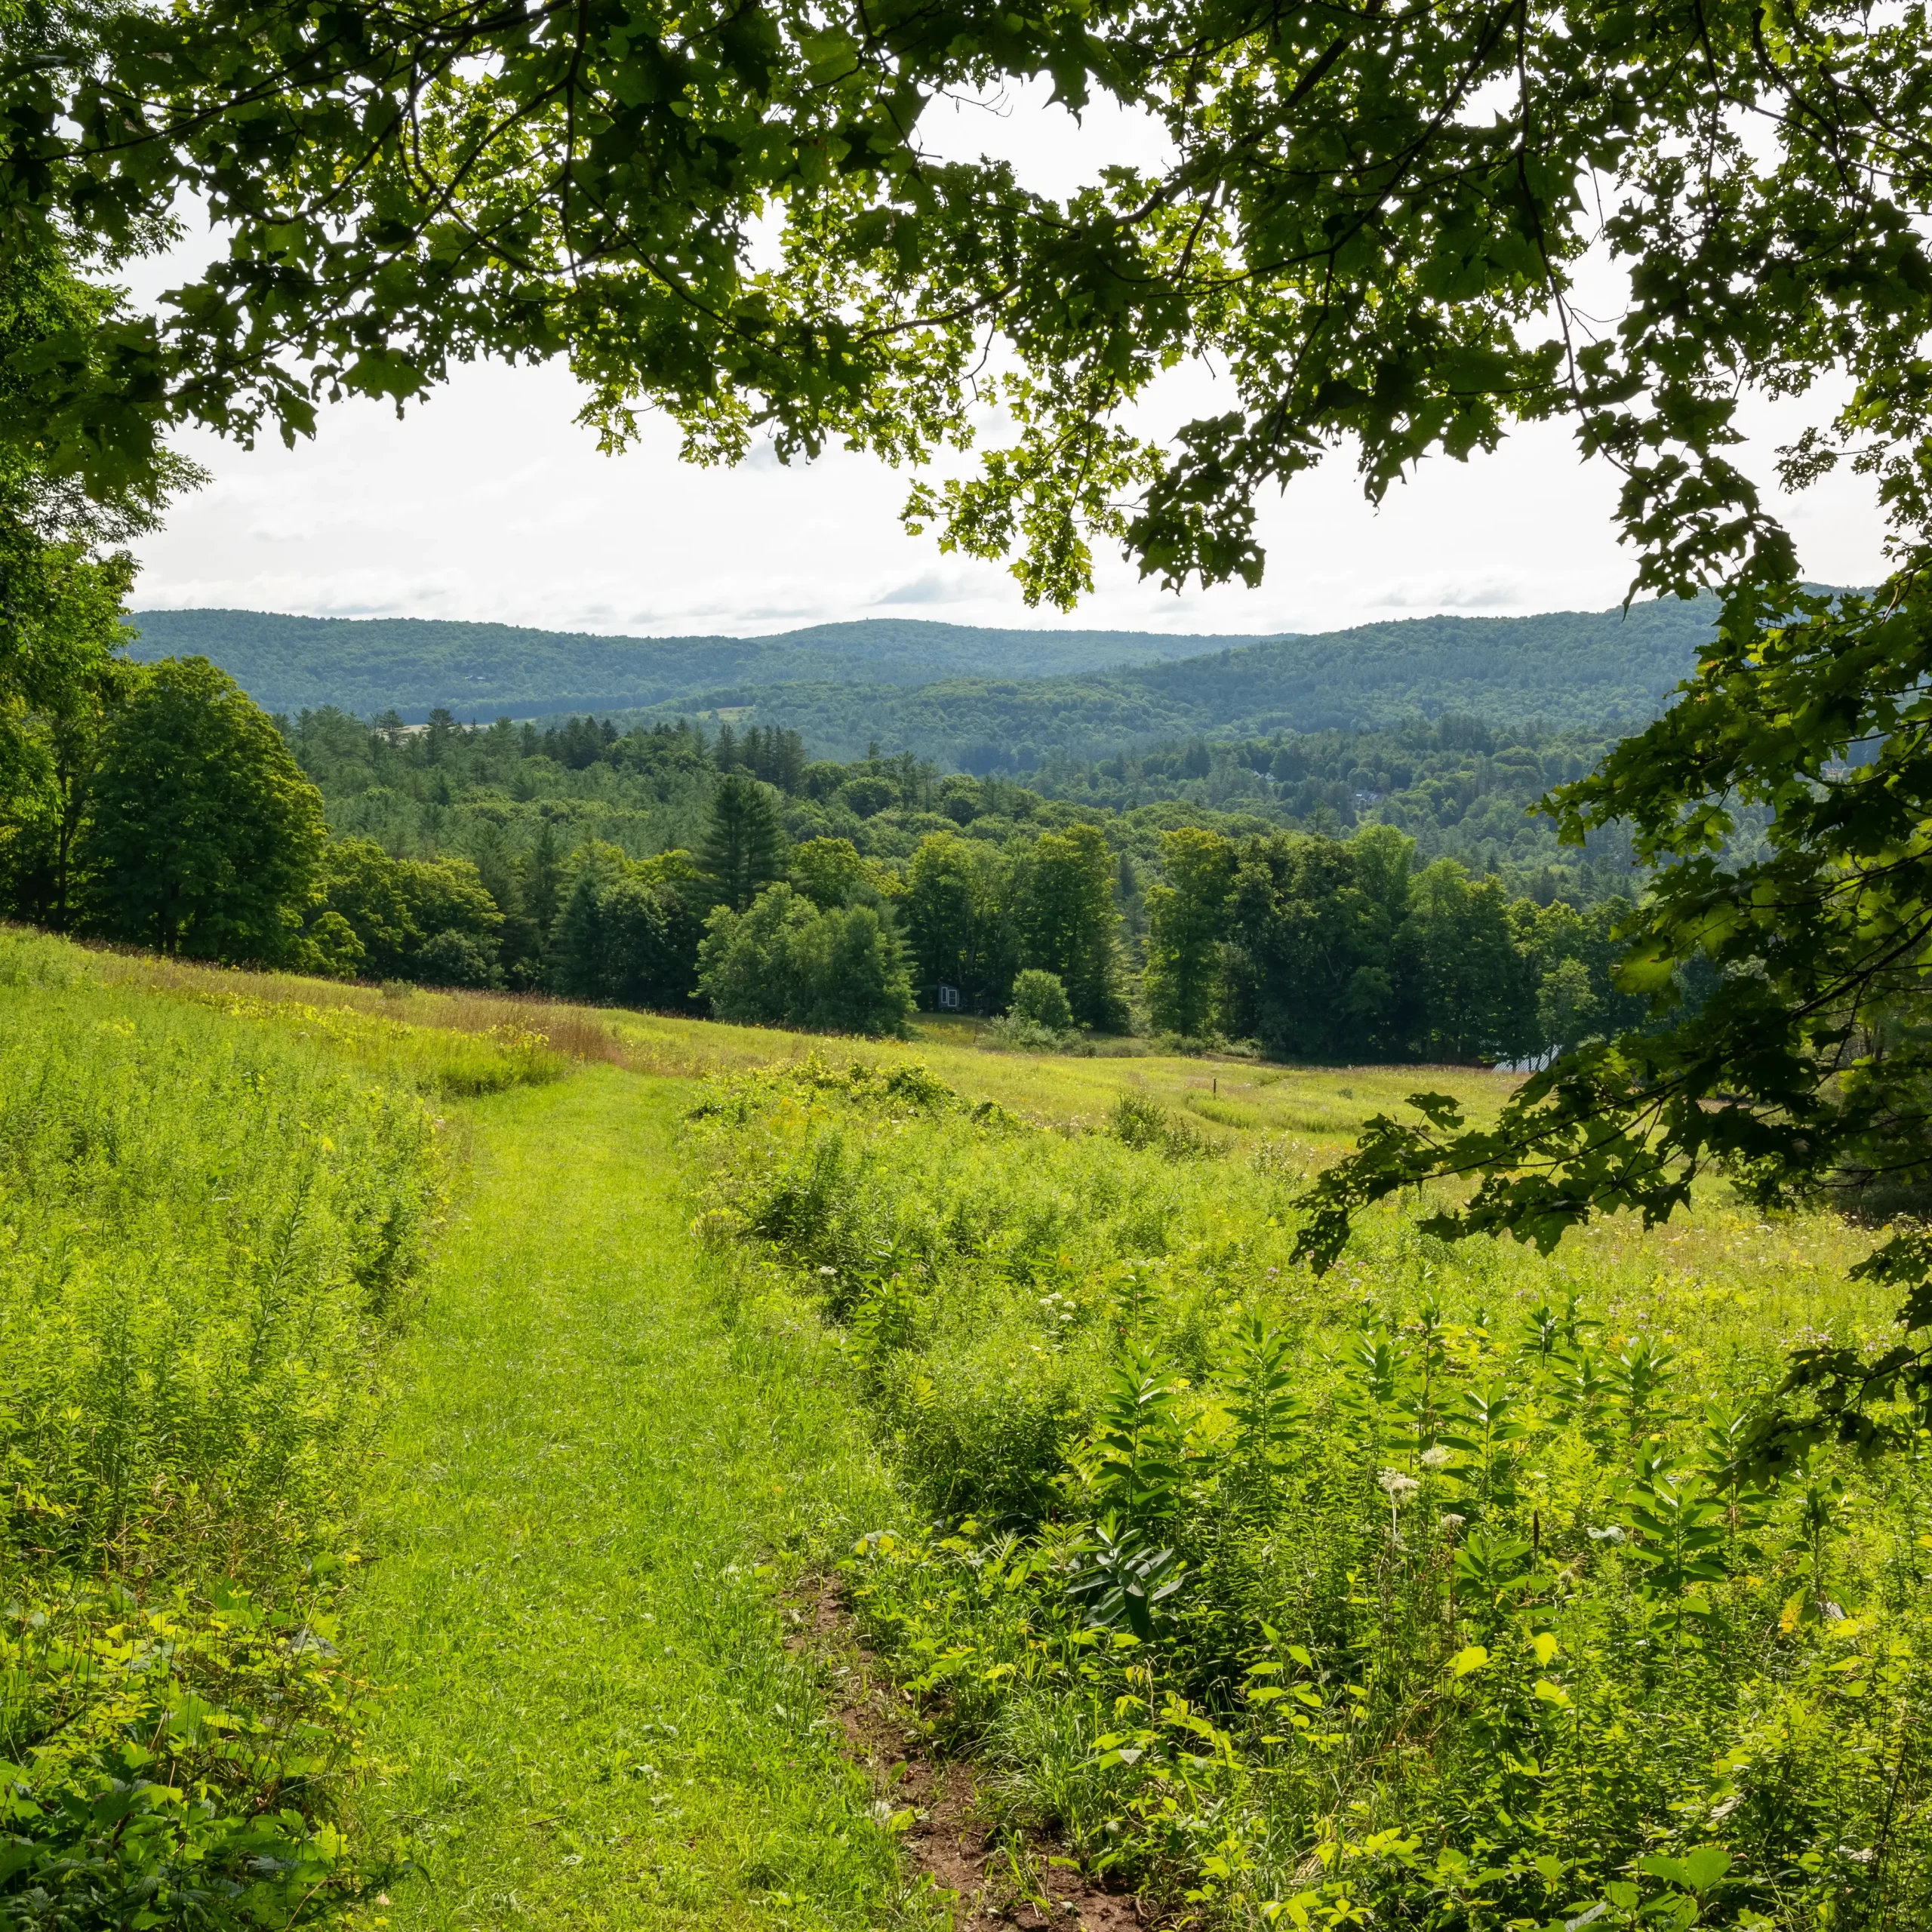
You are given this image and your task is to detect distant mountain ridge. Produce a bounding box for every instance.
[127,598,1719,768]
[125,610,1263,720]
[634,601,1715,765]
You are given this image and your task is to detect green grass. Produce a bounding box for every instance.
[342,1068,911,1931]
[0,929,446,1925]
[26,933,1919,1931]
[50,936,1520,1164]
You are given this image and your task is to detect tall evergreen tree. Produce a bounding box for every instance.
[507,818,564,986]
[550,844,707,1010]
[700,774,787,912]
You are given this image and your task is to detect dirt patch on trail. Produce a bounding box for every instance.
[786,1587,1150,1932]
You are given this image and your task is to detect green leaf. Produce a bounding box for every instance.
[1638,1846,1734,1894]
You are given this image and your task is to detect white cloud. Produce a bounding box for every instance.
[1369,577,1526,611]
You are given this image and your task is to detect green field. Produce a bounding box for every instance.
[5,934,1925,1932]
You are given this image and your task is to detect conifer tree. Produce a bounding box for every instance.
[517,820,564,983]
[699,774,787,913]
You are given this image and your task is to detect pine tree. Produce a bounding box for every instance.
[700,774,787,912]
[549,870,608,1001]
[518,820,563,981]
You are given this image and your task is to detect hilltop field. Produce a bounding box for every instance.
[5,927,1927,1932]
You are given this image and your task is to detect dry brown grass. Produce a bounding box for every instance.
[71,945,629,1063]
[398,990,633,1067]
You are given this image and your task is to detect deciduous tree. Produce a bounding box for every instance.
[1012,825,1126,1032]
[1143,828,1235,1038]
[697,882,912,1035]
[77,657,325,960]
[903,832,1015,1014]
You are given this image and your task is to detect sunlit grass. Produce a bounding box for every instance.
[679,1056,1929,1929]
[48,931,1518,1155]
[21,922,1917,1930]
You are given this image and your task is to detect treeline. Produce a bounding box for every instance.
[1140,825,1649,1062]
[284,698,1637,912]
[620,600,1714,764]
[1025,715,1644,897]
[1,657,1662,1059]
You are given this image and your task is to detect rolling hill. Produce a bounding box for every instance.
[128,598,1718,767]
[637,601,1714,765]
[125,610,1259,721]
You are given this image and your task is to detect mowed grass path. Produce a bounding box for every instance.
[345,1067,903,1931]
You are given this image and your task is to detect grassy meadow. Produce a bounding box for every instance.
[2,934,1924,1931]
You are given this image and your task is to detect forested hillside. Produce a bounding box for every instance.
[126,610,1260,720]
[635,599,1715,764]
[280,703,1641,924]
[131,600,1717,756]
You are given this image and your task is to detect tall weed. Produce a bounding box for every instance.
[686,1057,1932,1930]
[0,931,441,1926]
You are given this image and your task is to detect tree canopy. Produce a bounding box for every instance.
[79,655,325,958]
[1303,573,1932,1459]
[3,0,1928,608]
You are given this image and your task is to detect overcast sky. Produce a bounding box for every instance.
[127,89,1891,640]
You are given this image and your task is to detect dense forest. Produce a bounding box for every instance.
[285,700,1647,900]
[0,653,1667,1063]
[629,601,1716,764]
[132,600,1717,755]
[128,611,1255,720]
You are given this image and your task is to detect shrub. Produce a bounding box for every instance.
[1008,968,1074,1034]
[1109,1090,1211,1159]
[682,1059,1932,1931]
[697,884,913,1037]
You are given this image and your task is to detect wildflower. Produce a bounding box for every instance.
[1420,1445,1454,1470]
[1438,1513,1466,1533]
[1377,1470,1421,1504]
